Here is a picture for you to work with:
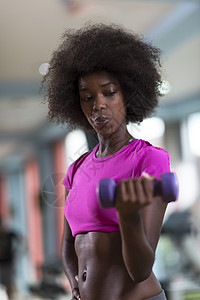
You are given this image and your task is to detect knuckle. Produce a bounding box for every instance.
[139,197,146,206]
[118,179,126,190]
[143,178,153,191]
[130,195,137,203]
[122,195,129,202]
[120,178,127,184]
[145,194,153,205]
[142,177,149,184]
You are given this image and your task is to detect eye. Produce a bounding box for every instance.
[80,96,92,102]
[103,91,117,97]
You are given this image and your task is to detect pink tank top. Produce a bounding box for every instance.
[63,139,170,236]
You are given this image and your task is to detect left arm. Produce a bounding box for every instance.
[115,175,167,282]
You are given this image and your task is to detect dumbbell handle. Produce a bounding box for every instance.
[97,172,178,209]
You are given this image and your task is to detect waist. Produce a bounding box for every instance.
[74,231,161,300]
[145,290,167,300]
[77,268,161,300]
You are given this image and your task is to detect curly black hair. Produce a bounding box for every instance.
[42,23,163,130]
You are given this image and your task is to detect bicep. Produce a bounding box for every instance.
[136,148,170,251]
[141,196,167,252]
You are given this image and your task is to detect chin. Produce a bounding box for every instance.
[97,127,115,137]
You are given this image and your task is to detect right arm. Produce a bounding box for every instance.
[62,191,80,299]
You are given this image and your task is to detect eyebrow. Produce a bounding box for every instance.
[79,81,117,92]
[101,81,117,87]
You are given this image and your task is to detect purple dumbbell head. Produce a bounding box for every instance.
[159,172,178,203]
[97,178,116,208]
[97,172,178,209]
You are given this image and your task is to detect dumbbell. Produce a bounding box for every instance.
[97,172,178,208]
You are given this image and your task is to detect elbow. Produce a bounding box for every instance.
[132,270,152,283]
[127,259,154,283]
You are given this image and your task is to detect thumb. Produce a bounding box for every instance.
[142,171,155,180]
[72,287,81,300]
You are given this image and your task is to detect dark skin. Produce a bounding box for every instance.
[62,71,168,300]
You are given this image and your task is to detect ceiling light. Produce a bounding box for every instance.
[188,112,200,156]
[39,63,50,75]
[158,80,171,95]
[128,117,165,140]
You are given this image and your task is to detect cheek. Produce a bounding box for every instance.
[80,103,88,115]
[113,103,126,122]
[80,104,93,121]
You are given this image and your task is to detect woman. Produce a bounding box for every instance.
[42,23,170,300]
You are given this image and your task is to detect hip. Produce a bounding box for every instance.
[145,290,167,300]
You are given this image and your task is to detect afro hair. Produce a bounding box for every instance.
[42,23,163,130]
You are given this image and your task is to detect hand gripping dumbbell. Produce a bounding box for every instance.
[97,172,178,208]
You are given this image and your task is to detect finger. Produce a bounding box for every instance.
[141,177,154,204]
[73,294,81,300]
[142,171,155,181]
[72,287,81,299]
[125,179,136,203]
[134,178,147,205]
[117,179,128,203]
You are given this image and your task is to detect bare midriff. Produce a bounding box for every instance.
[74,231,162,300]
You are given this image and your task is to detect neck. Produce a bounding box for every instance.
[96,125,132,158]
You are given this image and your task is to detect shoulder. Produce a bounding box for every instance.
[131,138,169,159]
[132,139,170,179]
[63,147,95,190]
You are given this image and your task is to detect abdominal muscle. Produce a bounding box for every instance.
[74,231,162,300]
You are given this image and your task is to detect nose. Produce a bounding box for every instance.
[93,94,106,111]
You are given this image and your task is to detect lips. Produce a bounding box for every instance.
[93,116,110,124]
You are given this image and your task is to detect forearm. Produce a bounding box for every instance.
[118,211,155,282]
[61,238,78,290]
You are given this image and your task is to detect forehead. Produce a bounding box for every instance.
[78,71,119,89]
